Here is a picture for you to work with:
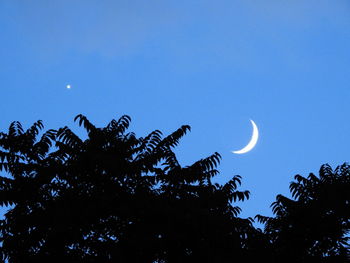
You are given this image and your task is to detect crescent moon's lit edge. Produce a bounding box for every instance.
[232,119,259,154]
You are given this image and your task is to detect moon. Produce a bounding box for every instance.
[232,119,259,154]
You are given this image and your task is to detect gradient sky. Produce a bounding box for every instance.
[1,0,350,221]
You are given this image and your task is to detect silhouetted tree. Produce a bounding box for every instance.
[257,164,350,263]
[0,115,262,263]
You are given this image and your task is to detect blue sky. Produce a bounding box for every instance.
[1,0,350,220]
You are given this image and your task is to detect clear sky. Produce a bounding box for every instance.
[1,0,350,220]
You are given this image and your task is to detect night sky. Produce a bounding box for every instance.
[1,0,350,220]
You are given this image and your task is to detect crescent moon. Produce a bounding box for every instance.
[232,119,259,154]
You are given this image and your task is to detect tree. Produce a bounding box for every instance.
[0,115,261,263]
[256,164,350,263]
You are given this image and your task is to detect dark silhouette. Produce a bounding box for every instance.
[0,115,348,262]
[0,115,264,262]
[256,164,350,262]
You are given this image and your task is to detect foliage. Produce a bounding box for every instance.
[0,115,260,263]
[0,114,349,262]
[256,164,350,262]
